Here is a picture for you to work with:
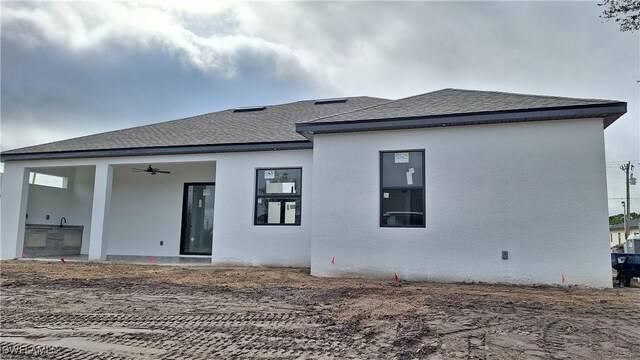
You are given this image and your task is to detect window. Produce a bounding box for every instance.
[380,150,425,227]
[29,172,68,189]
[255,168,302,225]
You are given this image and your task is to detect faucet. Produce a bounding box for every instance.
[59,217,67,228]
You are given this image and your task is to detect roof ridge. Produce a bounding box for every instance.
[445,88,618,103]
[302,99,393,124]
[290,95,387,104]
[305,89,463,124]
[56,96,390,144]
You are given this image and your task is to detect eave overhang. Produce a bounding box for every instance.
[1,141,313,162]
[295,102,627,140]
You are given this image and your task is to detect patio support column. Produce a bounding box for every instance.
[88,163,113,260]
[0,165,30,260]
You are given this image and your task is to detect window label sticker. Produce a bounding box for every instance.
[264,170,275,179]
[202,189,212,196]
[394,152,409,163]
[266,182,296,194]
[406,170,414,185]
[281,182,295,193]
[268,202,282,224]
[383,192,390,198]
[266,181,280,194]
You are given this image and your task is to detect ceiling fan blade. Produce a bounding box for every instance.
[132,165,169,174]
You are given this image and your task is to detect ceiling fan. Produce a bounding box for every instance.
[132,165,171,175]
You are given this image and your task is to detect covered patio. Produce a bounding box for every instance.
[1,157,216,262]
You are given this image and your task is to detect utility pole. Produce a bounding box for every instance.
[620,162,634,249]
[622,201,627,249]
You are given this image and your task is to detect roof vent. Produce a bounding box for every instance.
[314,98,348,105]
[233,106,266,113]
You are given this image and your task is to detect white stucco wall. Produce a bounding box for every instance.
[310,118,612,287]
[211,150,313,267]
[106,162,215,256]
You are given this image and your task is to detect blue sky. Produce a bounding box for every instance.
[1,1,638,214]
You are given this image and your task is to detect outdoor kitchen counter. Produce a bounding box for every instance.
[23,224,84,257]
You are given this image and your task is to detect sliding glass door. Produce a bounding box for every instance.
[180,183,215,255]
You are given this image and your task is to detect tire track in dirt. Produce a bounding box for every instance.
[0,340,131,360]
[2,262,640,359]
[2,307,355,359]
[543,319,567,359]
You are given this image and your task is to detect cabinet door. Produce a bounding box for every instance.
[25,231,47,248]
[63,231,82,248]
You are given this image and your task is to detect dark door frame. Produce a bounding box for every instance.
[180,182,215,255]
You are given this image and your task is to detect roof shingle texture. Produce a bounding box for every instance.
[305,88,620,124]
[5,88,622,156]
[5,97,388,154]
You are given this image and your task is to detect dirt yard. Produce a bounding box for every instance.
[0,261,638,359]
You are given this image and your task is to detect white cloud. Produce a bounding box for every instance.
[1,1,638,214]
[1,1,312,79]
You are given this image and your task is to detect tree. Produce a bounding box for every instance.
[599,0,640,32]
[609,212,640,225]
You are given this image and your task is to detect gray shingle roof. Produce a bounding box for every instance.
[304,88,622,124]
[2,88,626,161]
[3,97,388,156]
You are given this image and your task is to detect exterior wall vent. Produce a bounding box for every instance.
[314,98,348,105]
[233,106,266,113]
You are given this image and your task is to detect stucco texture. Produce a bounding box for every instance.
[211,150,313,267]
[310,118,612,287]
